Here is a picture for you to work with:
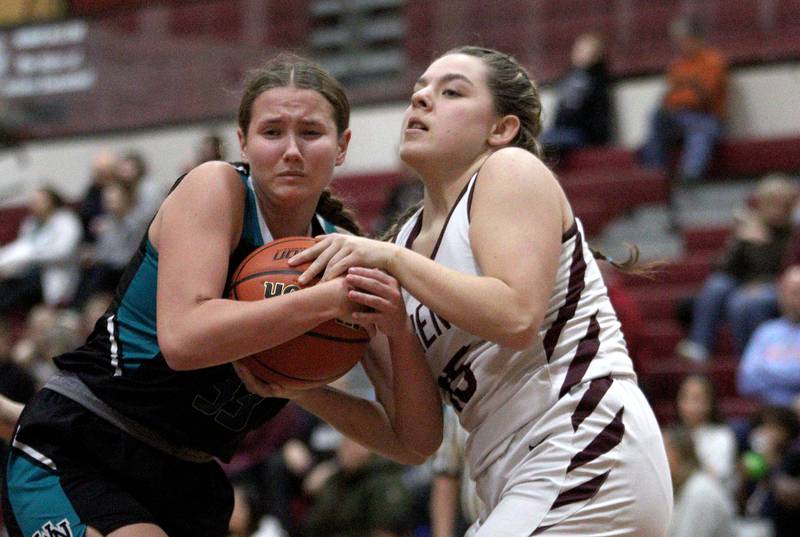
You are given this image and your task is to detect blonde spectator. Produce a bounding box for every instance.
[677,174,799,361]
[664,427,735,537]
[676,375,738,492]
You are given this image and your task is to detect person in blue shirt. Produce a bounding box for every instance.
[738,265,800,407]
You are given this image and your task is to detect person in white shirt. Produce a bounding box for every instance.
[0,187,82,309]
[664,426,736,537]
[676,374,738,492]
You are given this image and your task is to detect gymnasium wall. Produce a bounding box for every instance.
[1,60,799,207]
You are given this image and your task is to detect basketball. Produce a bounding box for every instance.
[229,236,370,389]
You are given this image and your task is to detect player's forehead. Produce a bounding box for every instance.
[416,53,489,89]
[250,86,336,125]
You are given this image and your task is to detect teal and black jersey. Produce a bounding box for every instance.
[53,163,338,461]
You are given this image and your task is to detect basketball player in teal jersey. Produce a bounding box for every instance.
[2,56,442,537]
[290,47,672,536]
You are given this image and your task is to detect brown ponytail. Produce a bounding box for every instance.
[590,243,662,278]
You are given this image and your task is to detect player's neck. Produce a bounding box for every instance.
[420,158,484,218]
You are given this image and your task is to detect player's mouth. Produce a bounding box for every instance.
[277,170,306,177]
[405,117,429,133]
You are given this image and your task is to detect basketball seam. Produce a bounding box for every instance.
[232,269,305,287]
[306,331,370,343]
[245,358,347,383]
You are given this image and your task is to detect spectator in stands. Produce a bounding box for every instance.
[10,305,81,388]
[0,186,83,311]
[638,14,728,186]
[183,131,227,174]
[116,149,165,224]
[303,436,414,537]
[0,318,36,413]
[222,404,316,536]
[79,291,112,337]
[676,174,798,362]
[541,32,612,160]
[739,405,800,537]
[77,149,120,243]
[663,426,736,537]
[676,375,738,491]
[72,180,149,307]
[429,405,481,537]
[738,265,800,407]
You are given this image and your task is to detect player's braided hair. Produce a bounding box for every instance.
[316,188,360,235]
[238,53,360,236]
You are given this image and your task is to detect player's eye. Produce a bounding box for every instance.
[442,88,461,97]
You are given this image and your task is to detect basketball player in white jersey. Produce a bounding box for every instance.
[289,46,673,535]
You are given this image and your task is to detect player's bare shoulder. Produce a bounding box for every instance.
[150,161,246,248]
[474,147,561,209]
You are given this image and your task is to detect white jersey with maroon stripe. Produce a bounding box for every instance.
[395,172,671,535]
[394,173,636,474]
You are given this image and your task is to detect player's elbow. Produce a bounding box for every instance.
[158,331,195,370]
[497,311,541,350]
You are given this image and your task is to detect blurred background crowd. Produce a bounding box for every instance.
[1,1,800,536]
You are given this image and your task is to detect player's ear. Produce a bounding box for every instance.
[237,127,247,161]
[335,128,351,166]
[488,114,520,147]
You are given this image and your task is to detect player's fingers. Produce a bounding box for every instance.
[288,236,333,265]
[322,249,351,278]
[348,289,396,313]
[233,361,272,397]
[297,246,339,285]
[348,266,397,287]
[345,273,395,300]
[322,254,356,282]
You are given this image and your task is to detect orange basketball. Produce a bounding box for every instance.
[229,236,369,389]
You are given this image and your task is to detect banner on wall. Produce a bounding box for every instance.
[0,16,265,139]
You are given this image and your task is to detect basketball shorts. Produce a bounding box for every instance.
[466,377,673,536]
[2,389,233,537]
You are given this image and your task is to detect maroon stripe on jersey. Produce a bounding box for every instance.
[558,312,600,397]
[429,178,472,259]
[403,211,423,249]
[567,407,625,472]
[543,229,587,361]
[467,172,478,223]
[571,376,613,432]
[531,470,612,534]
[561,220,577,242]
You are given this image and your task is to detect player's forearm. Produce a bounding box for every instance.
[294,385,431,465]
[159,283,340,370]
[386,327,443,458]
[430,476,460,537]
[389,248,541,349]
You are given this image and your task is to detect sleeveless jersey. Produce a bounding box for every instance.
[393,172,637,478]
[54,163,337,461]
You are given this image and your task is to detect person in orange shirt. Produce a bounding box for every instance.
[639,15,728,187]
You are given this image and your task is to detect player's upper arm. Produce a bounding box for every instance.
[469,148,566,326]
[154,162,244,354]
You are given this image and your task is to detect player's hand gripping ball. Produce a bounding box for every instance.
[229,237,369,389]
